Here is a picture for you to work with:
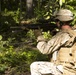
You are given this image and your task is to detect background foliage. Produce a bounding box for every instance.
[0,0,76,75]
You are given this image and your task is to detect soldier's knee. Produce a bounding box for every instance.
[30,62,37,69]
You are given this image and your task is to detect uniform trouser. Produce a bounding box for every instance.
[30,61,63,75]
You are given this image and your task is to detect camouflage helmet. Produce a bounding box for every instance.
[55,9,74,21]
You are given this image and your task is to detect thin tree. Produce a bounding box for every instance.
[0,0,1,13]
[26,0,33,19]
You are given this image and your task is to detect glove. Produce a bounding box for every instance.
[37,35,46,42]
[34,29,46,42]
[34,29,42,38]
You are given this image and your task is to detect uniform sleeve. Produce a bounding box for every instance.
[37,32,70,54]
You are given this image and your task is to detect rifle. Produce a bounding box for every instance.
[10,23,58,32]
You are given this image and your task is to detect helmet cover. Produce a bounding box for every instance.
[55,9,74,21]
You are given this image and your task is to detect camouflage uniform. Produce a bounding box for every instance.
[30,9,76,75]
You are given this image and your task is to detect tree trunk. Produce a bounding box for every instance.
[26,0,33,19]
[0,0,1,13]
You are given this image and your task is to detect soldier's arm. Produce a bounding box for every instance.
[37,32,70,54]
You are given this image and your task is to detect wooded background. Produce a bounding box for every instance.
[0,0,76,75]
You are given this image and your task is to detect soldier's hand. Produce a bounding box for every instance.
[34,29,47,42]
[34,29,42,38]
[37,35,46,42]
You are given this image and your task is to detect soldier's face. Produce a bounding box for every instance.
[55,19,60,27]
